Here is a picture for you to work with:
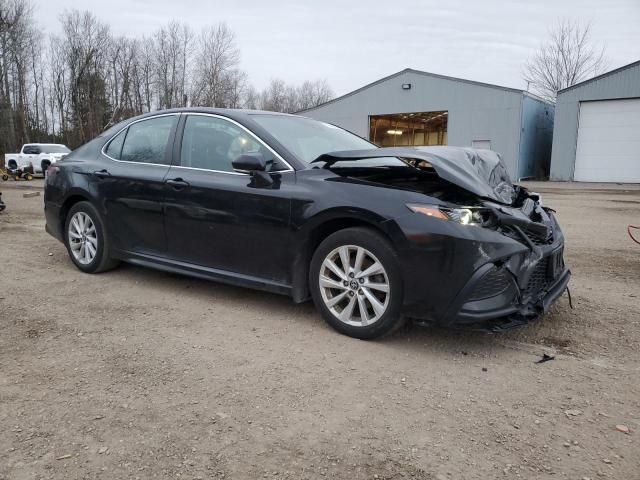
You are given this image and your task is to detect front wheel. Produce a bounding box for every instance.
[64,201,119,273]
[309,227,404,339]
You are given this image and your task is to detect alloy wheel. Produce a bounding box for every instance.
[319,245,390,327]
[68,212,98,265]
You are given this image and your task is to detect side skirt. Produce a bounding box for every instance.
[113,250,293,298]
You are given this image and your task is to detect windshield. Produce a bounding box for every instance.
[40,145,70,154]
[251,115,375,164]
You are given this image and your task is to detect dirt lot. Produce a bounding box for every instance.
[1,180,638,480]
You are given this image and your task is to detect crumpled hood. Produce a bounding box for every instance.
[313,146,516,204]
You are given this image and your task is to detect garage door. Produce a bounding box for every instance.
[574,98,640,182]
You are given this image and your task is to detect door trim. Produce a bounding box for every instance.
[114,248,293,297]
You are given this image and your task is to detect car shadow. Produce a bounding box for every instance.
[110,262,551,358]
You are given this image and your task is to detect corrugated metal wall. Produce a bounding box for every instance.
[550,61,640,180]
[301,70,526,180]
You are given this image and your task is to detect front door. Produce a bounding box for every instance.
[163,113,294,285]
[96,114,179,256]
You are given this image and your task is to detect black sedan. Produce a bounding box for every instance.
[44,108,570,339]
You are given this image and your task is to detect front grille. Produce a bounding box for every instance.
[468,267,512,301]
[524,258,551,297]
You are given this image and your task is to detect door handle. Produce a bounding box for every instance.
[93,169,111,178]
[166,178,190,190]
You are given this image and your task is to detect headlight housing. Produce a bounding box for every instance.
[406,203,495,227]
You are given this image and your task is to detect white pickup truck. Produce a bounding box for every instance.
[4,143,71,176]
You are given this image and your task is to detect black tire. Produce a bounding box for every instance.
[41,160,50,177]
[309,227,404,339]
[64,201,119,273]
[2,174,8,181]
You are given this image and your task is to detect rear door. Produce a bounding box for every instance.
[96,114,179,256]
[163,113,294,284]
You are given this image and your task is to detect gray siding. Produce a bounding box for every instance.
[302,70,526,179]
[518,96,555,179]
[550,61,640,180]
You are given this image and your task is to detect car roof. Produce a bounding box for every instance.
[130,107,298,122]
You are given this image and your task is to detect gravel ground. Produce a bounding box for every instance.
[0,180,638,480]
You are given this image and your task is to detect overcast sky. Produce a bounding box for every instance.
[37,0,639,95]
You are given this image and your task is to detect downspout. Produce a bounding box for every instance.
[516,94,524,181]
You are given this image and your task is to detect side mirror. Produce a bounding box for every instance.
[232,153,266,173]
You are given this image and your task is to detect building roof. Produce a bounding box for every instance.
[299,68,547,113]
[557,59,640,94]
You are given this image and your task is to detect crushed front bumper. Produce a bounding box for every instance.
[446,235,571,330]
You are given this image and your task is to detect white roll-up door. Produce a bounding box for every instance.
[574,99,640,182]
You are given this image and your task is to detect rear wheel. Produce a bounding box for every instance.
[309,227,404,339]
[64,201,119,273]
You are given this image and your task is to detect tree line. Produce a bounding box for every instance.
[0,0,333,154]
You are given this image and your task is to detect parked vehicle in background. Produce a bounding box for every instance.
[4,144,71,176]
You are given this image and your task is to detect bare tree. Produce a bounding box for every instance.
[296,79,333,111]
[243,84,259,110]
[223,68,247,109]
[259,78,288,112]
[0,0,36,152]
[524,19,607,101]
[135,36,155,112]
[49,35,67,139]
[255,78,334,113]
[58,10,112,143]
[153,21,193,109]
[0,6,335,151]
[191,23,239,107]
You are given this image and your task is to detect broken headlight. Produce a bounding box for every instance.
[406,204,496,227]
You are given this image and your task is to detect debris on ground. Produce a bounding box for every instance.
[615,424,630,434]
[565,409,583,417]
[536,352,556,364]
[22,191,40,198]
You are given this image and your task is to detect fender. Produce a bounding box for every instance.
[288,206,406,303]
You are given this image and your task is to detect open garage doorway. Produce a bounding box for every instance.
[369,111,448,147]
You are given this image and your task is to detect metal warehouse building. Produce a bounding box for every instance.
[300,68,554,181]
[550,60,640,182]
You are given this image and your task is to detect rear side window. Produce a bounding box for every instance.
[106,115,177,164]
[105,131,125,159]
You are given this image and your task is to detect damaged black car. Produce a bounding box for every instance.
[44,109,570,339]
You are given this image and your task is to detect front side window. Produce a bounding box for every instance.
[180,115,287,173]
[107,115,177,164]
